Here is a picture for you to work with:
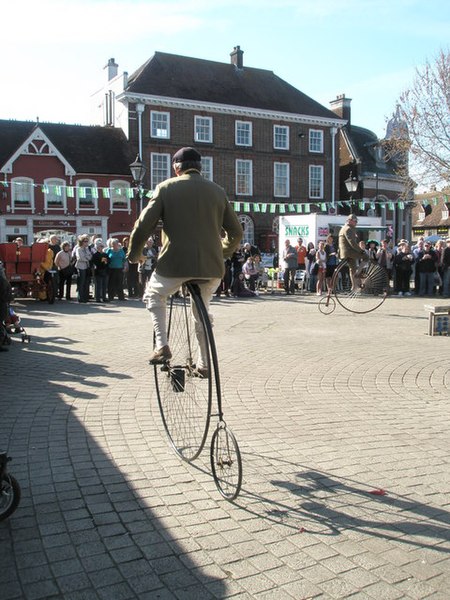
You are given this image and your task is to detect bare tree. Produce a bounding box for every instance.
[385,49,450,191]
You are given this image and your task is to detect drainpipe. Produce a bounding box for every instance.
[135,103,145,161]
[330,127,338,206]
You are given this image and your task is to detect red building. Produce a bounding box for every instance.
[0,120,134,244]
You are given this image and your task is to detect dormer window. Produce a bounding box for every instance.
[442,202,450,219]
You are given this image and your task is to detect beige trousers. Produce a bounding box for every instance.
[143,272,220,368]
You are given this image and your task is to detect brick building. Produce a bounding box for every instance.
[93,48,345,251]
[0,120,134,244]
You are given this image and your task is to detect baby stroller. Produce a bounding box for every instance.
[5,307,30,344]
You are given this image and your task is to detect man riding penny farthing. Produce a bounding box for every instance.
[127,147,244,500]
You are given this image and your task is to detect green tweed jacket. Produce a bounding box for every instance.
[128,172,243,279]
[338,223,363,261]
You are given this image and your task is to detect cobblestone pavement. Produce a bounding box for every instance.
[1,291,449,600]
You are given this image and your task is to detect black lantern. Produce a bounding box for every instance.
[129,155,146,214]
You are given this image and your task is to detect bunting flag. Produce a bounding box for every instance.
[1,178,443,217]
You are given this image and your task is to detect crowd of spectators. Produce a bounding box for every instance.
[3,233,450,305]
[41,234,158,304]
[219,235,450,299]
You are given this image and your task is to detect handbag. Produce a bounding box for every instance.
[312,262,320,276]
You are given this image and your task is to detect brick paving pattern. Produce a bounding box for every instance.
[0,292,449,599]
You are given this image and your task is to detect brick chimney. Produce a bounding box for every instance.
[330,94,351,125]
[105,58,118,81]
[230,46,244,69]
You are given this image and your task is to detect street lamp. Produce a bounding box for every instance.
[344,171,359,208]
[129,154,146,215]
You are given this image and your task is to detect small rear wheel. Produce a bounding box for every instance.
[0,474,21,521]
[318,295,336,314]
[210,424,242,501]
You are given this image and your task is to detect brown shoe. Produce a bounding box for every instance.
[149,345,172,364]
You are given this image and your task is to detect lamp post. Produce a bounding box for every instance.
[344,171,359,210]
[129,155,146,216]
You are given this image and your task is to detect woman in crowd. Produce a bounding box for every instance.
[122,236,139,298]
[241,256,259,291]
[306,242,317,292]
[74,235,92,303]
[324,234,338,292]
[138,237,158,293]
[315,240,327,296]
[393,241,414,296]
[230,272,257,297]
[54,241,74,300]
[106,238,126,301]
[91,239,110,302]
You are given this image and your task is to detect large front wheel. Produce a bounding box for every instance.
[154,290,212,462]
[335,261,389,314]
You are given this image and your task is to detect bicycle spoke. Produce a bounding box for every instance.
[335,261,388,314]
[155,292,212,462]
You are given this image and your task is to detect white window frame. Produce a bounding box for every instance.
[44,177,67,212]
[151,153,171,190]
[309,129,324,153]
[274,162,290,198]
[273,125,289,150]
[11,177,34,212]
[236,159,253,196]
[110,179,131,213]
[309,165,324,199]
[201,156,213,181]
[235,120,252,147]
[238,215,255,245]
[76,179,98,213]
[194,116,213,143]
[150,110,170,139]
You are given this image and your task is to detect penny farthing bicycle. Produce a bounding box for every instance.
[318,258,389,315]
[153,281,242,501]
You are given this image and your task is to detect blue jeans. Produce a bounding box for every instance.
[443,268,450,297]
[419,272,435,296]
[95,271,108,301]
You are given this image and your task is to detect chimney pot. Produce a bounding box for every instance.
[230,46,244,70]
[330,94,351,125]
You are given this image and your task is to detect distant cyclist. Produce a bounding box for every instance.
[127,147,242,375]
[338,214,367,290]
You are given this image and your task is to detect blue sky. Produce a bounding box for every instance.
[2,0,449,138]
